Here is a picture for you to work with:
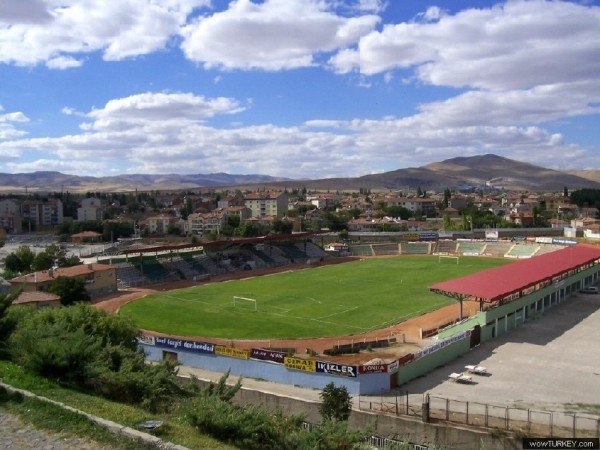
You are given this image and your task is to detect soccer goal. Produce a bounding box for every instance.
[438,255,460,265]
[232,296,258,312]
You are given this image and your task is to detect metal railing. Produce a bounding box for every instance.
[358,393,600,438]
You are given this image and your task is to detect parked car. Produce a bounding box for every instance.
[580,286,598,294]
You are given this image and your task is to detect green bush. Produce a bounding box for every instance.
[9,303,187,412]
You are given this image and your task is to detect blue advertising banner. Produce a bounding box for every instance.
[154,336,215,354]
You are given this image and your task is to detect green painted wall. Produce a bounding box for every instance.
[396,336,471,386]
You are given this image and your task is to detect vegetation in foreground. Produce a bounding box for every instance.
[0,292,377,449]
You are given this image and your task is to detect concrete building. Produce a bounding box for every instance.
[244,191,288,218]
[10,263,117,299]
[22,198,63,227]
[0,199,22,233]
[77,197,104,222]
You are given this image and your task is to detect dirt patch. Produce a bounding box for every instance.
[93,257,478,364]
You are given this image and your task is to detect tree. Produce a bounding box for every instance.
[14,245,35,272]
[0,289,23,357]
[4,253,26,273]
[32,251,54,271]
[319,382,352,422]
[443,187,452,208]
[48,276,90,306]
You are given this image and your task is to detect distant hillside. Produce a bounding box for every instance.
[0,171,292,194]
[265,154,600,192]
[1,155,599,193]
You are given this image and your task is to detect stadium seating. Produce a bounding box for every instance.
[483,242,513,257]
[277,242,308,261]
[349,244,375,257]
[434,240,458,254]
[399,242,431,255]
[130,256,179,283]
[505,244,540,259]
[371,243,400,256]
[115,262,148,288]
[457,241,486,255]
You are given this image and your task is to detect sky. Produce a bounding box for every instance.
[0,0,599,180]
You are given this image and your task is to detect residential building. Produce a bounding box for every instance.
[77,197,104,222]
[9,263,117,299]
[188,210,228,236]
[22,198,63,227]
[145,214,175,234]
[12,291,61,309]
[0,199,22,233]
[244,191,288,218]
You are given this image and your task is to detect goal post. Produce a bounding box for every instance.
[232,296,257,311]
[438,255,459,264]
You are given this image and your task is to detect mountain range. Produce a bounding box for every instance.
[2,154,600,194]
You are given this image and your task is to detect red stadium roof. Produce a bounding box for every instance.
[429,244,600,303]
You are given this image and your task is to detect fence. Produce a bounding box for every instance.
[302,422,429,449]
[358,393,600,439]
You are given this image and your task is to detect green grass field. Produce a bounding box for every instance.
[119,256,511,339]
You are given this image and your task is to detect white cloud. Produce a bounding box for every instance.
[0,87,591,178]
[0,0,209,66]
[83,92,246,131]
[0,107,29,141]
[332,1,600,88]
[416,80,600,127]
[181,0,380,70]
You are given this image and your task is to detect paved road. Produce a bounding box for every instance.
[0,411,109,450]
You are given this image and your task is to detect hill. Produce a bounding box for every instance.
[1,154,599,193]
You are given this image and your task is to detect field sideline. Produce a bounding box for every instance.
[119,256,511,340]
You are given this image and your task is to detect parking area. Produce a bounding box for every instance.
[398,293,600,414]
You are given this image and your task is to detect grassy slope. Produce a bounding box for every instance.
[0,361,236,450]
[119,256,510,339]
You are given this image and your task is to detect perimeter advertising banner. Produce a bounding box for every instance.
[316,361,357,377]
[284,357,316,373]
[250,348,287,364]
[138,335,155,345]
[485,229,499,241]
[413,330,469,360]
[358,363,388,374]
[400,233,420,241]
[154,336,215,354]
[215,345,250,360]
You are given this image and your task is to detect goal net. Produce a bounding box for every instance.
[438,255,459,264]
[232,296,257,312]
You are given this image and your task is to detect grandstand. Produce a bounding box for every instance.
[399,242,431,255]
[277,242,309,262]
[130,256,180,283]
[349,244,374,257]
[457,241,486,256]
[434,240,457,254]
[114,262,148,288]
[505,243,540,259]
[534,244,565,256]
[371,243,400,256]
[483,241,513,257]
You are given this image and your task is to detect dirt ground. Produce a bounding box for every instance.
[93,257,480,364]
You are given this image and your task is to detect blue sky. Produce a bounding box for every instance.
[0,0,599,179]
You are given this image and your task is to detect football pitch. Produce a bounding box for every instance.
[119,256,511,339]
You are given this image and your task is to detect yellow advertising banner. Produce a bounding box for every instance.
[284,357,316,372]
[215,345,250,360]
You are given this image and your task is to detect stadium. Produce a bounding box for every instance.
[93,232,600,401]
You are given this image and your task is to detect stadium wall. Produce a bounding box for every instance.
[395,332,471,387]
[141,340,400,395]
